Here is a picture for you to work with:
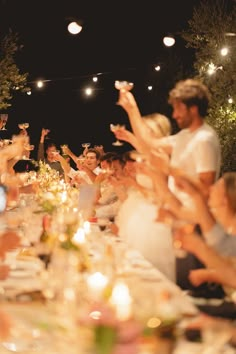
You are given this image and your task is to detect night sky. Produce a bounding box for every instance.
[0,0,201,157]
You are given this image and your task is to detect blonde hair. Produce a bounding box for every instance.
[143,113,171,138]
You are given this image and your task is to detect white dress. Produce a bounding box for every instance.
[116,174,176,282]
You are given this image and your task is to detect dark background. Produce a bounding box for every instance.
[0,0,201,157]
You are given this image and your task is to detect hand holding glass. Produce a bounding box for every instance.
[115,81,134,91]
[110,124,125,146]
[0,114,8,130]
[81,143,91,149]
[18,123,29,130]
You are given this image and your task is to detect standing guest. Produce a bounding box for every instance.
[37,128,64,177]
[114,78,222,295]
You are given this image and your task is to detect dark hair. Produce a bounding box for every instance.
[111,153,125,167]
[86,148,101,160]
[168,79,211,117]
[100,152,119,163]
[122,150,136,163]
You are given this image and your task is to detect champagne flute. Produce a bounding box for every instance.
[110,123,125,146]
[0,114,8,130]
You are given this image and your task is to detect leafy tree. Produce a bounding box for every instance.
[0,30,29,110]
[181,0,236,173]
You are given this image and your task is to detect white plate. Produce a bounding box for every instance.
[9,268,38,278]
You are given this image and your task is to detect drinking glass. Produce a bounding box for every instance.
[114,80,134,91]
[18,122,29,130]
[110,123,125,146]
[81,143,91,149]
[60,144,68,154]
[0,114,8,130]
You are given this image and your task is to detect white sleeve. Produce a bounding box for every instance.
[194,138,220,174]
[67,167,77,179]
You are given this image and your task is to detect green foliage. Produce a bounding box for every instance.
[94,325,117,354]
[0,30,29,110]
[181,0,236,173]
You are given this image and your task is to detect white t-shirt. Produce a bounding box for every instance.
[68,166,102,185]
[167,123,221,204]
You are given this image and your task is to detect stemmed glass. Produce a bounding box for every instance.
[115,80,134,91]
[0,114,8,130]
[18,122,29,130]
[81,143,91,149]
[60,144,68,154]
[110,124,125,146]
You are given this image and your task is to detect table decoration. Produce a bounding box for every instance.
[79,301,141,354]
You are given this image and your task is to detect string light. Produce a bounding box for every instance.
[163,35,175,47]
[67,21,83,35]
[220,47,229,56]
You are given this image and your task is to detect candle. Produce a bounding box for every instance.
[110,281,133,321]
[87,272,108,299]
[83,221,91,234]
[72,227,86,245]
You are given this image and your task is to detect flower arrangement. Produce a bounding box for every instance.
[79,302,141,354]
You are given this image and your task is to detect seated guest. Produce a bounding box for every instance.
[57,146,102,185]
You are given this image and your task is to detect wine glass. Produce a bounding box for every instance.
[18,122,29,130]
[114,80,134,91]
[81,143,91,149]
[0,114,8,130]
[60,144,68,154]
[110,124,125,146]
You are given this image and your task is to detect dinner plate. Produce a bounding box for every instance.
[9,268,38,278]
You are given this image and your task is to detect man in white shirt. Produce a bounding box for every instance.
[114,79,222,295]
[56,147,102,185]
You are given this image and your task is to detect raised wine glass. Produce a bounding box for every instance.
[110,124,125,146]
[114,80,134,91]
[0,114,8,130]
[81,143,91,149]
[60,144,68,154]
[18,122,29,130]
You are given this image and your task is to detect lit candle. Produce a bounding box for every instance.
[83,221,91,234]
[110,281,133,321]
[72,227,86,245]
[87,272,108,299]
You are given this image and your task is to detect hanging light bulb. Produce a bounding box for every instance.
[68,21,83,35]
[163,35,175,47]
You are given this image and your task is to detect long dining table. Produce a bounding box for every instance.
[0,190,234,353]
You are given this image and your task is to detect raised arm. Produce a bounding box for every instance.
[116,90,172,155]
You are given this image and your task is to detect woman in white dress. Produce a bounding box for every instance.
[114,113,176,281]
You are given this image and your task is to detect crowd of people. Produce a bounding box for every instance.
[0,77,236,342]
